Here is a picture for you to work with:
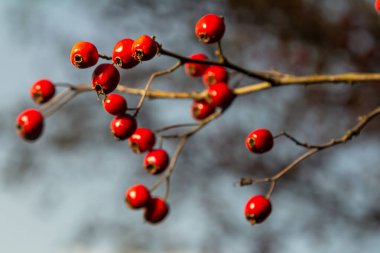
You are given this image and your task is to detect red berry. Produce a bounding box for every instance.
[92,63,120,95]
[206,82,234,108]
[143,149,169,175]
[184,53,209,77]
[110,114,137,140]
[245,129,274,154]
[128,128,156,154]
[125,184,151,209]
[191,100,215,120]
[103,94,127,116]
[202,66,228,86]
[30,79,55,104]
[195,14,225,44]
[112,38,139,69]
[376,0,380,12]
[131,35,158,61]
[144,197,169,224]
[70,41,98,68]
[244,195,272,225]
[16,108,44,141]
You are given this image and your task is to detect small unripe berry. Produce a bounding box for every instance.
[184,53,209,77]
[110,114,137,140]
[92,63,120,95]
[112,38,139,69]
[30,79,55,104]
[103,94,127,116]
[16,108,44,141]
[245,129,274,154]
[70,41,98,68]
[143,149,169,175]
[125,184,151,209]
[244,195,272,225]
[144,197,169,224]
[191,100,215,120]
[206,82,235,108]
[195,14,225,44]
[131,35,158,61]
[202,66,228,86]
[128,128,156,153]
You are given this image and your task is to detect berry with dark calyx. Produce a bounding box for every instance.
[244,195,272,225]
[144,197,169,224]
[376,0,380,12]
[128,128,156,154]
[16,108,44,141]
[131,35,158,61]
[92,63,120,95]
[245,129,274,154]
[192,99,215,120]
[30,79,55,104]
[195,14,225,44]
[70,41,98,68]
[184,53,209,77]
[202,66,228,86]
[112,38,139,69]
[125,184,151,209]
[110,114,137,140]
[143,149,169,175]
[206,82,235,108]
[103,94,127,116]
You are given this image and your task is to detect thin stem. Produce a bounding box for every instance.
[155,123,198,133]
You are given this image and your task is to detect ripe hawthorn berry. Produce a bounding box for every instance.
[125,184,151,209]
[103,94,127,116]
[110,114,137,140]
[16,108,44,141]
[30,79,55,104]
[245,129,274,154]
[195,14,225,44]
[128,128,156,154]
[112,38,139,69]
[144,197,169,224]
[376,0,380,12]
[202,66,229,86]
[92,63,120,95]
[206,82,235,108]
[184,53,209,77]
[70,41,98,68]
[192,100,215,120]
[131,35,158,61]
[143,149,169,175]
[244,195,272,225]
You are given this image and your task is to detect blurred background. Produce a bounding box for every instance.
[1,0,380,252]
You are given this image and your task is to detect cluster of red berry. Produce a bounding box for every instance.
[16,13,276,225]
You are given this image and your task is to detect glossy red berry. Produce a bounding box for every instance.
[103,94,127,116]
[144,197,169,224]
[30,79,55,104]
[70,41,98,68]
[128,128,156,154]
[184,53,209,77]
[110,114,137,140]
[195,14,225,44]
[376,0,380,12]
[131,35,158,61]
[202,66,228,86]
[143,149,169,175]
[16,108,44,141]
[191,100,215,120]
[245,129,274,154]
[244,195,272,225]
[92,63,120,95]
[125,184,151,209]
[112,38,139,69]
[206,82,235,108]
